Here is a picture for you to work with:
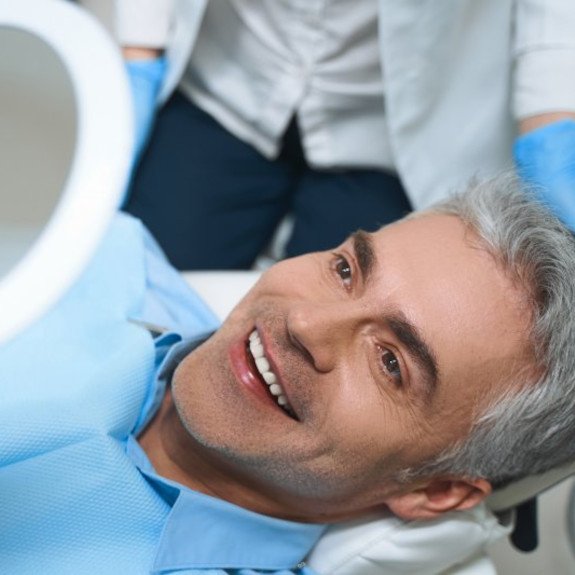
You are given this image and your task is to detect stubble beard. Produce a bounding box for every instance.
[169,335,365,508]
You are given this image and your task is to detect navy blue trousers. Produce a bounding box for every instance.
[125,92,412,270]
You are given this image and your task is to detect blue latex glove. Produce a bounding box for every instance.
[125,56,167,163]
[514,119,575,231]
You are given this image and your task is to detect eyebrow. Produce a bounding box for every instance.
[387,313,439,401]
[351,230,439,400]
[351,230,376,283]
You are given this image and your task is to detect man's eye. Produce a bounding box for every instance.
[333,255,353,288]
[380,348,403,385]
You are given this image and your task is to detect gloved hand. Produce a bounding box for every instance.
[514,119,575,231]
[125,56,167,163]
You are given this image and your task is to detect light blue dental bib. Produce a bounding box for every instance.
[0,214,216,573]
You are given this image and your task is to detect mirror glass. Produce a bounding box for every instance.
[0,28,76,279]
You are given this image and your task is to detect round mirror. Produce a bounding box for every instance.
[0,28,76,280]
[0,0,133,344]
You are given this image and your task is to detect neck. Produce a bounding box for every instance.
[139,389,391,524]
[138,389,316,521]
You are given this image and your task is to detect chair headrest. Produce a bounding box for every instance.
[487,459,575,511]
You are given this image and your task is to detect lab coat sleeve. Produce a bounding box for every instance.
[77,0,208,105]
[513,0,575,118]
[116,0,174,47]
[78,0,175,47]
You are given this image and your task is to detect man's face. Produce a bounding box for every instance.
[171,214,530,520]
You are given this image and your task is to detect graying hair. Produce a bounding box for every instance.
[406,174,575,488]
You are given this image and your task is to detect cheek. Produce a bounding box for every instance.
[171,340,225,415]
[323,377,420,467]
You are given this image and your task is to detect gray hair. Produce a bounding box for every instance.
[407,174,575,488]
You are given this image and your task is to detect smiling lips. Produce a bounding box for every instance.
[248,329,296,418]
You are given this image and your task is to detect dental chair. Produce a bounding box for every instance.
[1,1,574,573]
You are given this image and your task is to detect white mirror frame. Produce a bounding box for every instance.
[0,0,133,344]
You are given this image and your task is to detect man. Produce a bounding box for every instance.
[2,176,575,572]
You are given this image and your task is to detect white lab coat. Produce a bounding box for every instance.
[107,0,575,209]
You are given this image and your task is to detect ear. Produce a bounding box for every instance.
[384,477,492,520]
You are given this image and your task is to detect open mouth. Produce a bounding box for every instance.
[247,329,298,420]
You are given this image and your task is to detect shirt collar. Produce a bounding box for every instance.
[132,332,212,436]
[127,437,325,573]
[128,331,326,572]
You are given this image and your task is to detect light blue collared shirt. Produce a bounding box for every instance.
[129,334,326,574]
[128,436,324,574]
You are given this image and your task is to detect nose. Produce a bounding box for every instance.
[286,300,355,373]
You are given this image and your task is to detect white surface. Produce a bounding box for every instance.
[183,271,260,320]
[0,0,133,344]
[307,504,508,575]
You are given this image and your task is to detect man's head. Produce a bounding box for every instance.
[407,175,575,491]
[165,176,575,523]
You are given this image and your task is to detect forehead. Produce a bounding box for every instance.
[369,214,531,408]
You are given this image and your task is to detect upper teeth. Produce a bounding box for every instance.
[249,330,293,413]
